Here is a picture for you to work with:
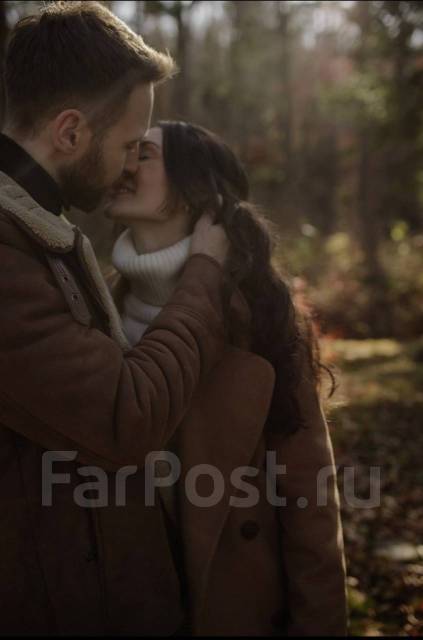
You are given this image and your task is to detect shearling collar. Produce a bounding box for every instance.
[0,170,76,252]
[0,170,131,352]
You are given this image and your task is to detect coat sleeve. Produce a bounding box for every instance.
[0,230,227,472]
[267,357,348,636]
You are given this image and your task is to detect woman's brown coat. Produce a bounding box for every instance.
[112,265,348,637]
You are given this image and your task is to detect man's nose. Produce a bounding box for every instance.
[124,146,140,174]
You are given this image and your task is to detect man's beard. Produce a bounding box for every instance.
[58,137,109,212]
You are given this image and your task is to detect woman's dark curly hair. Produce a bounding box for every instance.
[155,120,336,437]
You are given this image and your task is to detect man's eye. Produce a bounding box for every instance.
[139,154,150,161]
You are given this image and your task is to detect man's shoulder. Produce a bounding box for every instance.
[0,205,31,249]
[0,175,76,253]
[0,174,43,252]
[0,204,52,264]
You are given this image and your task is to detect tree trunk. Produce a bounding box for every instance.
[173,4,189,118]
[277,2,294,186]
[354,2,391,336]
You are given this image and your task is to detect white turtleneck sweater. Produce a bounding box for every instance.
[111,228,193,531]
[111,227,193,347]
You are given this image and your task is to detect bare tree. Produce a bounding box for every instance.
[145,1,198,118]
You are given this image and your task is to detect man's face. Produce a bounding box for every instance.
[58,83,154,212]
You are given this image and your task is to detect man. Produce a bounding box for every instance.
[0,1,230,634]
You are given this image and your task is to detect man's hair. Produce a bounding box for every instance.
[3,1,176,136]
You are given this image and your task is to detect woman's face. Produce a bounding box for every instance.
[105,126,178,223]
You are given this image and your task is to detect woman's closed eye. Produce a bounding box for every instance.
[139,140,160,162]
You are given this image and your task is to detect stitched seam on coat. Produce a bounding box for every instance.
[150,303,220,337]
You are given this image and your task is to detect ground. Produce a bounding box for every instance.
[320,336,423,636]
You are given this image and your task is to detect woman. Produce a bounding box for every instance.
[105,121,348,636]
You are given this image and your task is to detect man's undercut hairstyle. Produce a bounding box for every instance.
[3,1,176,136]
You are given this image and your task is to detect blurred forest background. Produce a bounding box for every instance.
[1,0,422,635]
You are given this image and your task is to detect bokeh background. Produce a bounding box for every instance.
[1,1,422,635]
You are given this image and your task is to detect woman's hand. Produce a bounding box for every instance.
[190,212,229,267]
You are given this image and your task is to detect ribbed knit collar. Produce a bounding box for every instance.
[0,133,68,216]
[111,227,192,306]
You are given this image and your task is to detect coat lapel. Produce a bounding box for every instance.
[75,230,130,351]
[177,345,275,628]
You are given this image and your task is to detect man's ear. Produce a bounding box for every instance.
[50,109,91,155]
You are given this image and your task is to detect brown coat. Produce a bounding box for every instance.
[0,171,262,635]
[0,170,348,636]
[173,349,348,636]
[111,266,349,634]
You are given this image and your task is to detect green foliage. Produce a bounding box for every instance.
[2,0,422,341]
[322,70,390,124]
[275,229,423,340]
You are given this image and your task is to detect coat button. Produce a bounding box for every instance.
[240,520,260,540]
